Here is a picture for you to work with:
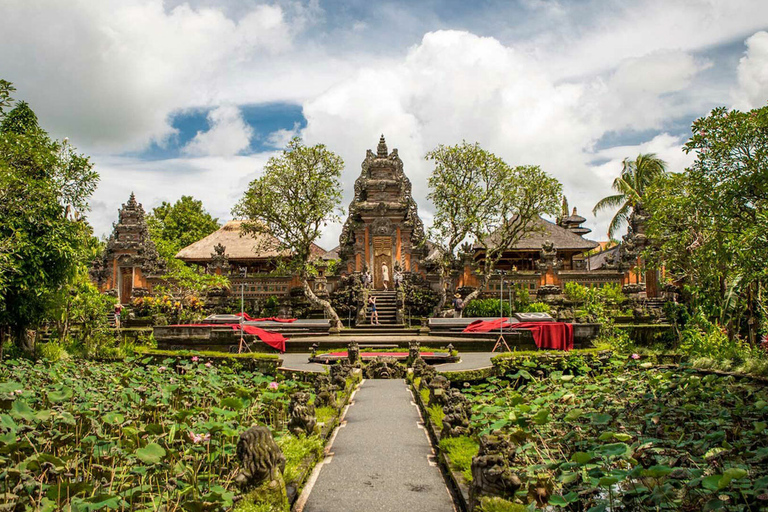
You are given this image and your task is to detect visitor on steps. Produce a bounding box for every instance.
[362,268,372,289]
[369,296,379,325]
[382,262,390,290]
[452,293,464,318]
[393,266,403,289]
[114,303,123,328]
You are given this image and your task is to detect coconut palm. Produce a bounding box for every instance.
[593,153,667,239]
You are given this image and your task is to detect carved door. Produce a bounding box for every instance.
[119,267,133,304]
[372,237,392,289]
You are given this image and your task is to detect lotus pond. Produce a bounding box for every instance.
[459,359,768,511]
[0,357,329,511]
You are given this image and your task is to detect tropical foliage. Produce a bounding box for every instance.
[0,358,322,511]
[453,356,768,510]
[0,84,99,352]
[425,141,562,309]
[233,137,345,328]
[593,153,666,240]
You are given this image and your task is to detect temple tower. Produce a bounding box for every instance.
[338,135,427,288]
[91,193,165,303]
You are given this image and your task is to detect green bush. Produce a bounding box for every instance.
[35,342,70,361]
[522,302,550,313]
[478,497,527,512]
[464,298,511,318]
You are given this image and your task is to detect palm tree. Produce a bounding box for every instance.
[593,153,667,239]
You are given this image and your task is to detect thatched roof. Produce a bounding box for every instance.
[176,220,327,262]
[475,216,599,252]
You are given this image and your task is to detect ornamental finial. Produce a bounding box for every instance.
[377,134,388,157]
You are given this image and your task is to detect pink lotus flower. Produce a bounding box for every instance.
[191,356,199,362]
[205,362,212,368]
[269,382,279,390]
[158,366,167,372]
[631,354,640,360]
[189,432,211,444]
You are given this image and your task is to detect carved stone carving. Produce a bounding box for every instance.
[363,357,406,379]
[313,374,338,409]
[371,217,394,236]
[428,374,450,407]
[235,426,286,489]
[408,340,420,362]
[536,240,561,271]
[412,357,436,389]
[469,434,522,509]
[347,341,360,365]
[288,392,317,436]
[441,388,472,438]
[330,361,352,389]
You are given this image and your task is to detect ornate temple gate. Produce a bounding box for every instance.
[372,236,392,289]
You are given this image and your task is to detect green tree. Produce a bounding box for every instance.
[146,195,220,256]
[592,153,667,239]
[233,137,344,328]
[426,141,562,309]
[645,105,768,341]
[145,196,226,309]
[0,94,99,352]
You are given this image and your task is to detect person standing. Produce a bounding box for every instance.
[381,262,390,290]
[393,267,403,289]
[114,302,124,329]
[452,293,464,318]
[369,296,379,325]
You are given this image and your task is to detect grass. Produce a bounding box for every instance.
[478,497,528,512]
[438,435,479,482]
[427,404,445,431]
[276,434,325,484]
[316,406,336,425]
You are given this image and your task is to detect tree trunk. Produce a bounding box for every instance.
[302,279,343,329]
[462,272,490,305]
[432,272,448,318]
[12,324,34,355]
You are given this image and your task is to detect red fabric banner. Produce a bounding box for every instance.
[169,323,287,353]
[463,319,573,351]
[235,313,297,323]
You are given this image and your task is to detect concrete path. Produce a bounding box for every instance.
[281,352,498,374]
[280,353,326,373]
[299,379,455,512]
[434,352,495,372]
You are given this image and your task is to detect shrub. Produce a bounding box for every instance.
[464,298,511,318]
[522,302,550,313]
[439,435,479,482]
[35,342,70,361]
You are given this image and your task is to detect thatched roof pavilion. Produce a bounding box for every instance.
[176,220,328,269]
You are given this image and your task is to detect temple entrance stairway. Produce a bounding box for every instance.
[362,290,398,326]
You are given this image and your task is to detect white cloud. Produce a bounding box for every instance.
[87,152,274,239]
[733,31,768,109]
[265,122,302,148]
[183,105,253,156]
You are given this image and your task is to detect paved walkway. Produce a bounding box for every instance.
[281,352,497,373]
[299,379,455,512]
[280,353,325,373]
[434,352,495,372]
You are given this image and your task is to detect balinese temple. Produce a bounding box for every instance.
[338,135,428,288]
[94,137,653,303]
[90,193,166,303]
[174,220,330,297]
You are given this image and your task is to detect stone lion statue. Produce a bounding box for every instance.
[235,425,286,489]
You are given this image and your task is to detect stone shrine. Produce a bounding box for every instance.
[338,136,427,288]
[90,193,165,303]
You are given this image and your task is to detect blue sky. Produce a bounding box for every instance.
[2,0,768,249]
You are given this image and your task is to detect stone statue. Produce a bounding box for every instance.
[412,357,436,388]
[408,340,420,363]
[363,357,405,379]
[428,374,450,407]
[441,388,472,438]
[330,361,352,390]
[288,392,317,436]
[469,433,522,509]
[347,341,360,366]
[313,374,338,409]
[235,425,286,489]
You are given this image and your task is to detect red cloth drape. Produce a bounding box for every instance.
[235,313,296,323]
[169,323,286,352]
[463,319,573,351]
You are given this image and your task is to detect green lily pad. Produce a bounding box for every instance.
[135,443,166,464]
